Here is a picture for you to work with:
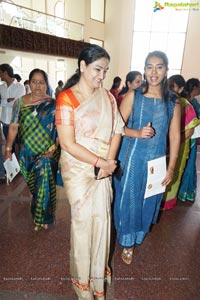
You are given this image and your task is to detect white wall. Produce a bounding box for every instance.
[103,0,135,89]
[14,0,45,13]
[182,7,200,80]
[66,0,85,24]
[83,0,135,89]
[84,0,105,42]
[13,0,32,9]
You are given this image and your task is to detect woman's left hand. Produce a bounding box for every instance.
[161,170,174,186]
[139,124,155,138]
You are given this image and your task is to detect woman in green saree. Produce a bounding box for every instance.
[178,78,200,202]
[162,75,199,209]
[5,68,61,231]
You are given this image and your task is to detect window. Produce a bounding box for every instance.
[90,0,105,22]
[54,1,65,37]
[55,1,64,18]
[56,59,65,85]
[131,0,190,76]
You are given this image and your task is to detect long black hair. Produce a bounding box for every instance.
[168,74,187,98]
[119,71,142,96]
[111,76,122,89]
[63,44,110,90]
[143,50,169,101]
[185,78,200,100]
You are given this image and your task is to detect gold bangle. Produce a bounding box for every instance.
[5,146,12,151]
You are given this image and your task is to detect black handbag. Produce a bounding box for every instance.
[114,164,124,180]
[113,138,131,181]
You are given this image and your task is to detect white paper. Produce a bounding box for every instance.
[191,124,200,139]
[144,156,166,198]
[3,153,20,184]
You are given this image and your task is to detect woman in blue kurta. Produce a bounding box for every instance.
[114,51,181,264]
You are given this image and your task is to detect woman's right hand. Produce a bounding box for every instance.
[4,150,12,160]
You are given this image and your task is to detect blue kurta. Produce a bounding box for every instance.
[114,90,176,247]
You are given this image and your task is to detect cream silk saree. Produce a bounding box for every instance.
[56,87,124,299]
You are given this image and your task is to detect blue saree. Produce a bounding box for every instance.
[114,90,176,248]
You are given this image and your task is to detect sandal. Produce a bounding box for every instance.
[34,224,48,231]
[41,224,48,230]
[34,225,41,232]
[121,247,134,265]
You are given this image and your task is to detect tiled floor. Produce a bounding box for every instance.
[0,148,200,300]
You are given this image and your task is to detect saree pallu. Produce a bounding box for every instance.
[17,99,60,226]
[61,151,112,300]
[178,97,200,202]
[162,98,200,210]
[57,88,124,300]
[178,138,198,202]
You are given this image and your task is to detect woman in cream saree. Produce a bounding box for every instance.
[56,45,124,300]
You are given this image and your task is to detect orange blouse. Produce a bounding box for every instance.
[55,89,79,126]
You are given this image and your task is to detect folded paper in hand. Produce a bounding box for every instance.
[3,153,20,184]
[144,155,166,198]
[192,124,200,139]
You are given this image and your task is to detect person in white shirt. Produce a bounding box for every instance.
[0,64,25,143]
[24,80,32,94]
[0,123,5,183]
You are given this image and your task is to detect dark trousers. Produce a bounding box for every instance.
[2,123,16,154]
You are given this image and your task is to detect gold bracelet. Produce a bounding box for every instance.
[5,146,12,151]
[168,168,174,173]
